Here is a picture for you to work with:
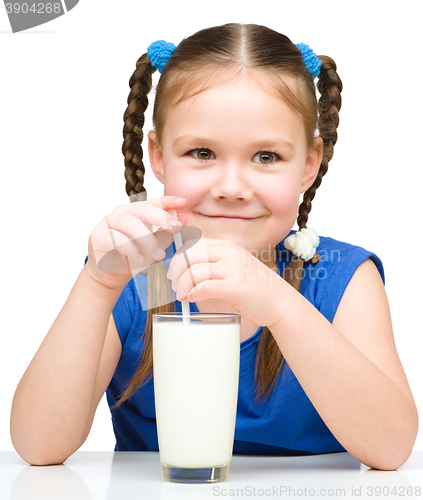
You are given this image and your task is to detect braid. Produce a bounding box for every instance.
[255,56,343,403]
[115,53,177,408]
[122,53,157,197]
[297,56,342,230]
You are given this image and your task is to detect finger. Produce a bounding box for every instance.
[124,196,187,231]
[153,228,174,254]
[167,237,218,285]
[147,195,187,211]
[98,229,175,274]
[176,212,188,226]
[105,213,168,261]
[128,203,182,232]
[91,220,142,261]
[109,227,174,265]
[97,246,147,274]
[185,279,229,303]
[94,229,147,274]
[174,262,224,300]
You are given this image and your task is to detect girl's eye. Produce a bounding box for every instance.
[190,149,215,160]
[252,151,279,164]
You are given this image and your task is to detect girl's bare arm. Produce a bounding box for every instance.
[268,258,418,471]
[10,196,186,465]
[10,266,124,466]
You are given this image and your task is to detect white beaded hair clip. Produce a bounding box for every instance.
[284,228,320,263]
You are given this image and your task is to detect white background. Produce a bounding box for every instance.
[1,0,422,454]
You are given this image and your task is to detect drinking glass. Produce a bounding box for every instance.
[153,312,240,483]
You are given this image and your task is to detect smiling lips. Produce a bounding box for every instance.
[200,213,257,220]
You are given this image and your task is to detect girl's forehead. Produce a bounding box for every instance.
[167,67,292,107]
[161,72,307,147]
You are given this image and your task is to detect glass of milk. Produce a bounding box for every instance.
[153,312,240,483]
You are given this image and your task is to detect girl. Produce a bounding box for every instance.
[10,23,418,470]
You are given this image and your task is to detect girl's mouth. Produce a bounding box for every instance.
[200,214,257,221]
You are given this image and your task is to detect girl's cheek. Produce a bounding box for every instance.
[270,184,297,208]
[163,178,190,197]
[165,173,205,201]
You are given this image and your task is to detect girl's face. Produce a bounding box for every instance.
[149,72,322,264]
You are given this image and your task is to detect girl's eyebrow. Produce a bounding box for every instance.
[172,135,295,152]
[253,139,295,152]
[172,135,218,149]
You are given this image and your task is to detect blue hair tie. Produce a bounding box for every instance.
[295,43,322,78]
[147,40,176,73]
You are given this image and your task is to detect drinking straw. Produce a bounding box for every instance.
[169,210,190,323]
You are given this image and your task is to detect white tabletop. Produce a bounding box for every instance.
[1,450,422,500]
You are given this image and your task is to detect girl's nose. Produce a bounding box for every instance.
[210,164,254,202]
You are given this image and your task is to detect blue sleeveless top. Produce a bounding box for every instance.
[105,233,384,455]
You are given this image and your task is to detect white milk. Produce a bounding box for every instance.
[153,321,240,468]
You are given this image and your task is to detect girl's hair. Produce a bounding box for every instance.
[118,23,342,406]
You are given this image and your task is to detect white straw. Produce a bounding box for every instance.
[169,210,190,324]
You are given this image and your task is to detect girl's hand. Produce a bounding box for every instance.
[86,196,187,289]
[167,238,285,327]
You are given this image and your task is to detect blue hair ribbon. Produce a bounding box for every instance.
[147,40,176,73]
[295,43,322,78]
[147,39,320,78]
